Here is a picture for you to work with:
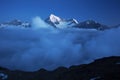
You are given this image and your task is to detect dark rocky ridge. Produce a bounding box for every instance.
[73,20,110,30]
[0,56,120,80]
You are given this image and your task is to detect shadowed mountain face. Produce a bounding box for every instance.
[0,56,120,80]
[73,20,110,30]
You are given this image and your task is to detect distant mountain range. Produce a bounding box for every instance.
[0,19,31,28]
[45,14,110,30]
[0,14,119,30]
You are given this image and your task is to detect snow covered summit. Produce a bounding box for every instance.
[49,14,62,24]
[45,14,78,28]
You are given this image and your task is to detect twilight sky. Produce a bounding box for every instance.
[0,0,120,26]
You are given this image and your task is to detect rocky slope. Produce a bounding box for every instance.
[0,56,120,80]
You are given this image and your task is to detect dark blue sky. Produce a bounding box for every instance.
[0,0,120,26]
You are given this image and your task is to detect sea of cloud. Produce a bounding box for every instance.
[0,17,120,71]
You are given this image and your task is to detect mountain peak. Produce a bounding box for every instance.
[45,14,79,28]
[71,18,79,24]
[49,14,61,23]
[49,14,56,17]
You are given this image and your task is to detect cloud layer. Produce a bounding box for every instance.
[0,17,120,71]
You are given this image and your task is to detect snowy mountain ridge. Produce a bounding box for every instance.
[0,14,119,30]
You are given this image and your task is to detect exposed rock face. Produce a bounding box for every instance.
[0,56,120,80]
